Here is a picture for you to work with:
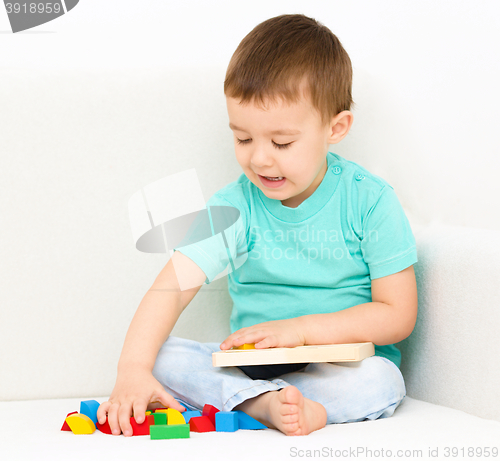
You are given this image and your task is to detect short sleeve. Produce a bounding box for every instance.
[360,185,418,280]
[172,193,249,285]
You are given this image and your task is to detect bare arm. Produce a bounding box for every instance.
[117,250,205,372]
[221,266,418,350]
[97,250,207,436]
[301,265,418,346]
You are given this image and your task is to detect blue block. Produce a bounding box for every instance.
[215,411,238,432]
[181,410,202,423]
[80,400,100,424]
[235,410,267,430]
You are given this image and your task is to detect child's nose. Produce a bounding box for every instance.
[250,146,274,169]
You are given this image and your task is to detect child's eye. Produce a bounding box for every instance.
[236,138,251,145]
[236,138,292,150]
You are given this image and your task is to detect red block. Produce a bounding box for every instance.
[202,404,220,426]
[130,415,154,436]
[96,416,113,435]
[60,411,78,431]
[189,416,215,432]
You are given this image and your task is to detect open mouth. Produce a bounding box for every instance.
[258,175,286,187]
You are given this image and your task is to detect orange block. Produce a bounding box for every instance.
[234,343,255,350]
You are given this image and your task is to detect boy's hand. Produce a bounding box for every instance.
[220,318,306,350]
[96,367,185,437]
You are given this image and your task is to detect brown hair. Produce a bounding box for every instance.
[224,14,354,127]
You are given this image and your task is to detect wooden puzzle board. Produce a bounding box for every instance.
[212,342,375,367]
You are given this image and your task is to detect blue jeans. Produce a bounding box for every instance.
[151,336,406,425]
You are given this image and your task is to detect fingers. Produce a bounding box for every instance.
[255,335,278,348]
[103,400,134,437]
[232,330,267,348]
[97,401,111,424]
[96,391,186,437]
[106,401,122,435]
[158,389,186,413]
[220,335,236,350]
[221,327,251,349]
[118,402,134,437]
[132,398,148,424]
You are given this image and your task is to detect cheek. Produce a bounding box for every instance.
[234,149,250,168]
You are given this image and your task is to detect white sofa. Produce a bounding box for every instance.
[1,68,499,461]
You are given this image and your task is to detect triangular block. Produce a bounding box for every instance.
[60,411,78,431]
[235,410,267,430]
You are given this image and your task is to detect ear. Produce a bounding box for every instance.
[326,111,354,145]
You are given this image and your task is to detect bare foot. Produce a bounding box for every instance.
[234,385,327,436]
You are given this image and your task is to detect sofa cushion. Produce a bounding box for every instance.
[1,395,498,460]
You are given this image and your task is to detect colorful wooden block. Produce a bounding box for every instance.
[189,416,215,432]
[181,410,201,423]
[150,423,190,440]
[215,411,238,432]
[65,413,96,434]
[96,416,113,435]
[61,411,78,431]
[153,412,167,425]
[202,404,220,426]
[80,400,100,424]
[166,408,186,425]
[235,343,255,349]
[130,415,153,436]
[235,411,267,430]
[154,409,168,414]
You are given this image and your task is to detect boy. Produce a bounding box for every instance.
[97,13,418,437]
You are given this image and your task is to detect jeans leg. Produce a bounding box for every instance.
[277,356,407,424]
[151,336,289,412]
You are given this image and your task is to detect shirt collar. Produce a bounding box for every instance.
[256,151,343,223]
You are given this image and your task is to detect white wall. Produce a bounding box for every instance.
[1,1,499,402]
[2,0,499,230]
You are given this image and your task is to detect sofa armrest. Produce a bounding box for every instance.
[397,223,500,422]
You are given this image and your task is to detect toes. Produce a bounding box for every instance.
[284,421,299,434]
[279,386,303,406]
[282,413,299,424]
[280,404,298,416]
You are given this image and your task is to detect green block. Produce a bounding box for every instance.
[153,413,167,425]
[150,424,190,440]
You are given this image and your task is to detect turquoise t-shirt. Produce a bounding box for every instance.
[174,151,418,368]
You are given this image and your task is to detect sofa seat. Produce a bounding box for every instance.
[1,395,498,461]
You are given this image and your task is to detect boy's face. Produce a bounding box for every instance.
[226,93,352,208]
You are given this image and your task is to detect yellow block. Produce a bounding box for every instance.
[234,343,255,350]
[155,409,168,414]
[166,408,186,425]
[145,411,152,415]
[65,413,96,434]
